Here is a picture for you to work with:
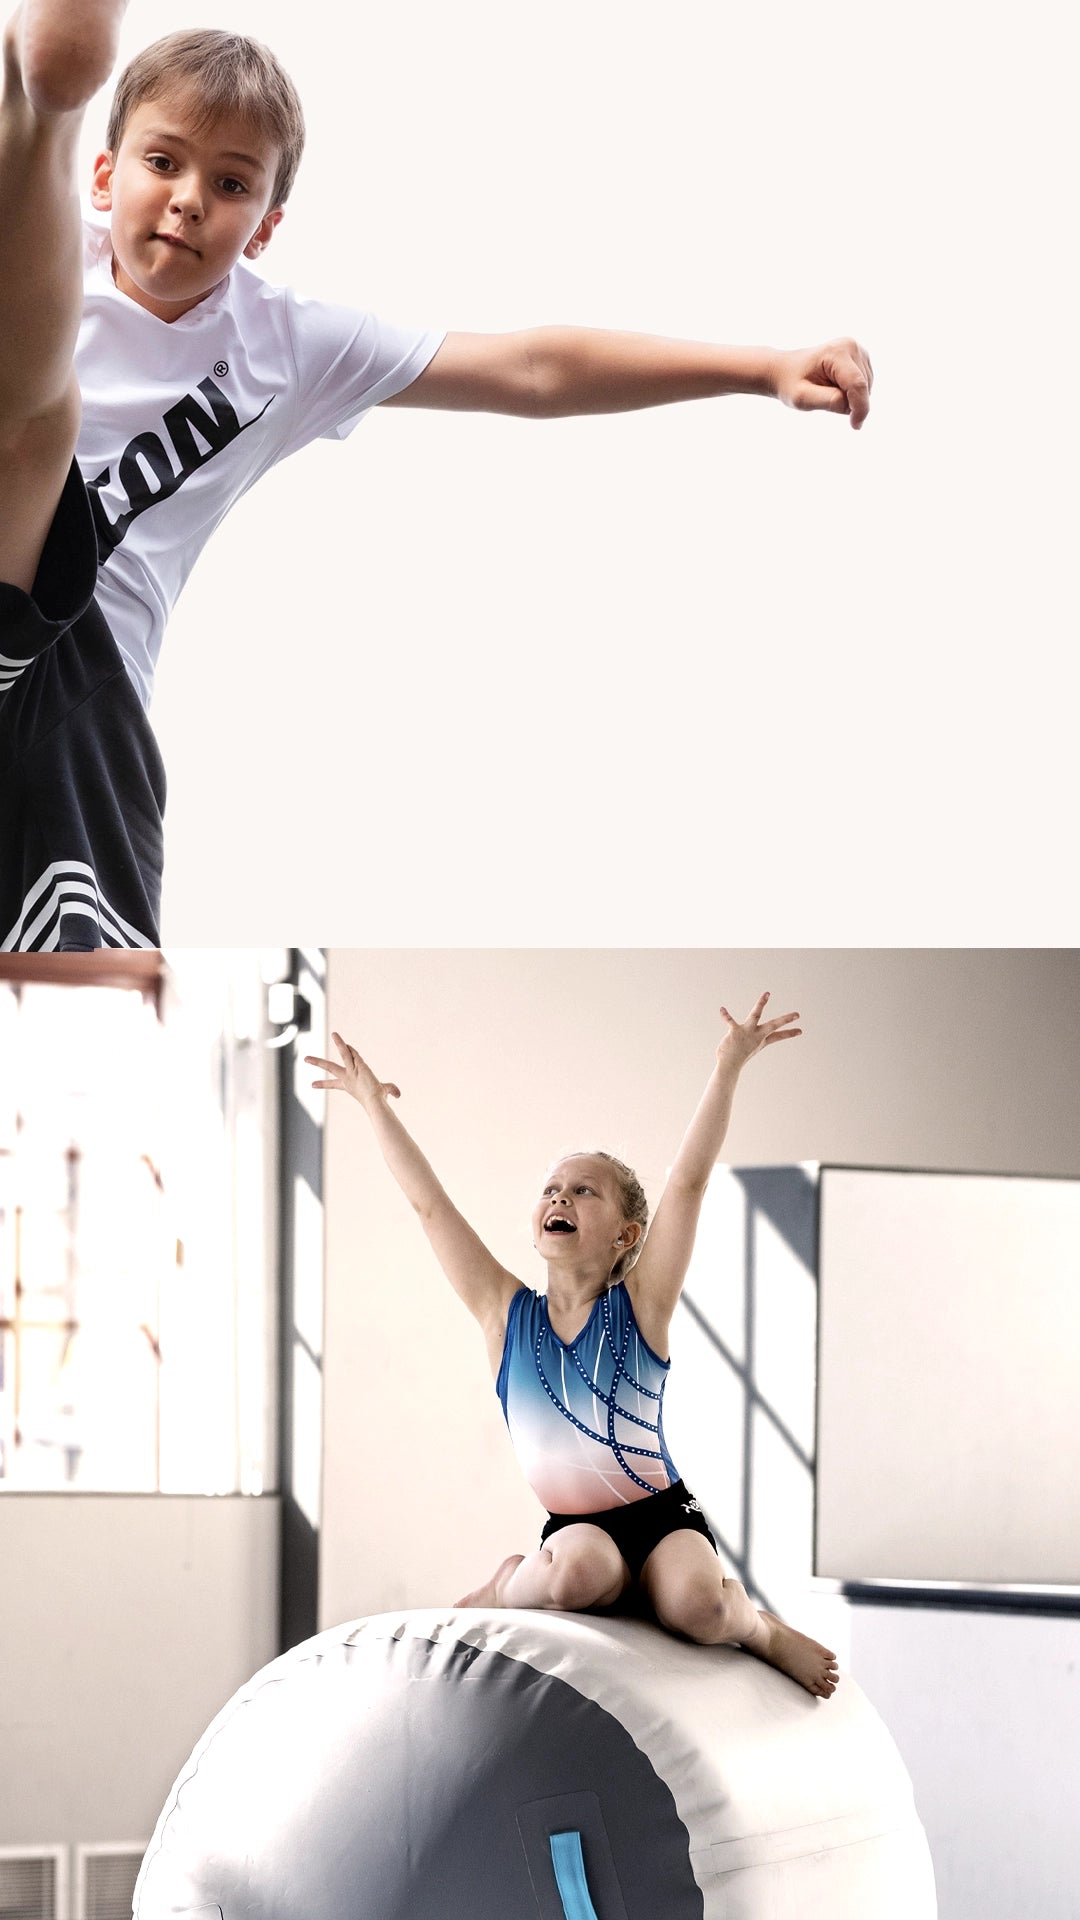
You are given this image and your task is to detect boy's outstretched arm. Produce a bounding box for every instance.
[307,1034,521,1344]
[626,993,802,1344]
[383,330,872,428]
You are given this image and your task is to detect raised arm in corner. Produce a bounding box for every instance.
[626,993,802,1351]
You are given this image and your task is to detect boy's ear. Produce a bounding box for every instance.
[90,150,115,212]
[244,206,284,260]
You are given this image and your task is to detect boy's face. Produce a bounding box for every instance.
[91,89,284,323]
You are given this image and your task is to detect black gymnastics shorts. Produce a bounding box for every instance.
[540,1479,717,1583]
[0,462,164,952]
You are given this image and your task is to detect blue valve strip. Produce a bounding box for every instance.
[549,1829,601,1920]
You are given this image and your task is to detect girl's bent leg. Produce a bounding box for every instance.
[639,1531,839,1699]
[455,1524,631,1613]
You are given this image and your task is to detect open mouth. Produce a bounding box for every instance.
[544,1217,576,1234]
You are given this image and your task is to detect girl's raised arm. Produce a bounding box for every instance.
[626,994,801,1348]
[308,1033,522,1351]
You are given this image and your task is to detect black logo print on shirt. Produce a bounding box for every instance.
[86,375,275,561]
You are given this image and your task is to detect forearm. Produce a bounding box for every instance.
[525,328,778,418]
[667,1055,745,1192]
[362,1094,450,1224]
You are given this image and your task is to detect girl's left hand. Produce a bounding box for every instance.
[717,992,802,1068]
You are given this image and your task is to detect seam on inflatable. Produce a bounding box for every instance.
[694,1811,925,1874]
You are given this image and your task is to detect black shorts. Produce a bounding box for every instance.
[540,1479,717,1582]
[0,462,165,951]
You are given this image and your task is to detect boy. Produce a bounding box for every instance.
[0,2,873,951]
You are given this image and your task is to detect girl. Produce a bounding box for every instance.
[307,991,839,1699]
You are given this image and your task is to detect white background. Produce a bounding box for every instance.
[80,1,1076,948]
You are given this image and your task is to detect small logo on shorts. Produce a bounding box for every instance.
[214,361,229,378]
[682,1498,702,1513]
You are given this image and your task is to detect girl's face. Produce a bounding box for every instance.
[532,1156,632,1272]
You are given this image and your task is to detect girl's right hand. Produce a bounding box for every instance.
[305,1033,401,1110]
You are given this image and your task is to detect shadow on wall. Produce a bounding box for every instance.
[669,1166,818,1616]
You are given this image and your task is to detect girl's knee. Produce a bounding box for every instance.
[662,1574,744,1644]
[547,1541,623,1612]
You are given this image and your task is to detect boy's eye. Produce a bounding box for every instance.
[147,154,176,172]
[221,177,248,196]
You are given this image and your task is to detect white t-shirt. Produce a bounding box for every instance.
[75,215,445,709]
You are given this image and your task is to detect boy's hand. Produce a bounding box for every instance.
[306,1033,401,1110]
[772,339,873,429]
[716,992,802,1071]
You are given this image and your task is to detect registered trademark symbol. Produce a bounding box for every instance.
[214,361,229,378]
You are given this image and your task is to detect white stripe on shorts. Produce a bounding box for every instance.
[2,860,157,951]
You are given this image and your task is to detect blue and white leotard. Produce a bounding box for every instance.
[496,1281,679,1514]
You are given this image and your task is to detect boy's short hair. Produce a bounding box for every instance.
[106,30,306,210]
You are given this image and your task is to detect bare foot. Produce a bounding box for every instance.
[752,1610,840,1699]
[454,1554,524,1609]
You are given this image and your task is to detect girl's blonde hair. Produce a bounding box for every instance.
[106,30,306,210]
